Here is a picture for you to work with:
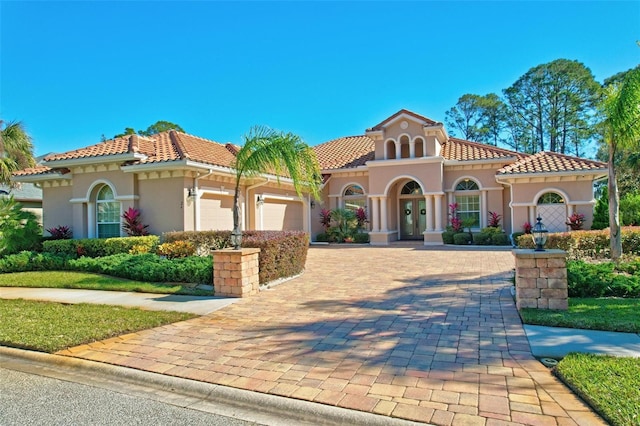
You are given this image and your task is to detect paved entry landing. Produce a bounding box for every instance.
[59,246,604,425]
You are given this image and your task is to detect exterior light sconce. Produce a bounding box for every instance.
[256,195,264,206]
[187,187,197,198]
[532,216,548,251]
[310,200,316,209]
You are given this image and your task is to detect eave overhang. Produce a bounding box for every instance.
[495,169,608,184]
[43,153,147,168]
[11,172,72,183]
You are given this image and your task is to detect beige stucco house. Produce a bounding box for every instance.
[13,109,607,245]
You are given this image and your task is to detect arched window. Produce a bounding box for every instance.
[401,181,422,195]
[454,179,480,228]
[537,192,564,204]
[343,184,366,212]
[96,185,121,238]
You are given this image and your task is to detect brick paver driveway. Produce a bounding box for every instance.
[60,246,604,425]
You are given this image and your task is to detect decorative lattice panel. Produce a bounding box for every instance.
[537,204,568,233]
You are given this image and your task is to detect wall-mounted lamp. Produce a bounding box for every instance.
[187,187,196,198]
[310,200,316,209]
[532,216,548,251]
[257,195,264,206]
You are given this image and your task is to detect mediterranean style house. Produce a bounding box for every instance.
[13,109,607,245]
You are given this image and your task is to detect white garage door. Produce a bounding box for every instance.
[200,195,234,230]
[262,199,303,231]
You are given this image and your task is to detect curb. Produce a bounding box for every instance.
[0,346,425,426]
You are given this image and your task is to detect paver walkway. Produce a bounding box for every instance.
[58,246,605,425]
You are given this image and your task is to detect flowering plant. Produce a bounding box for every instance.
[566,212,585,231]
[522,221,532,234]
[319,208,332,230]
[355,207,368,229]
[488,211,501,228]
[449,203,463,232]
[122,207,149,236]
[46,225,72,240]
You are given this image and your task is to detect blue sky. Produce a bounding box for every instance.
[1,1,639,157]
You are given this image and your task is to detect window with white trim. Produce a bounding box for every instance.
[343,184,366,212]
[96,185,121,238]
[455,179,480,228]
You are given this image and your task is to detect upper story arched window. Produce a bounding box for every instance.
[343,184,366,212]
[96,185,121,238]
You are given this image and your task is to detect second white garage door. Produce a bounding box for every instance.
[262,199,303,231]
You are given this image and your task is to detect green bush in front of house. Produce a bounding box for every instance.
[567,259,640,298]
[163,230,309,285]
[516,227,640,260]
[42,236,160,258]
[0,251,212,284]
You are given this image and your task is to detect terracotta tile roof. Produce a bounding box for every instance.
[498,151,607,175]
[442,138,524,161]
[14,132,238,177]
[314,135,375,170]
[368,109,439,131]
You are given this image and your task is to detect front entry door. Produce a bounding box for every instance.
[401,199,426,240]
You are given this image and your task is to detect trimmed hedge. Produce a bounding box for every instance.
[163,230,309,285]
[0,251,211,284]
[516,227,640,260]
[568,260,640,298]
[453,233,472,245]
[42,236,160,258]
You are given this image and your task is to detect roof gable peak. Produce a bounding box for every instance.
[368,109,439,131]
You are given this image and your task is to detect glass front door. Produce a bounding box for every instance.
[400,199,426,240]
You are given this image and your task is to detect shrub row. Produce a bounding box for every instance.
[315,232,370,243]
[516,227,640,260]
[568,260,640,298]
[442,228,511,246]
[162,230,310,284]
[42,236,160,258]
[0,251,212,284]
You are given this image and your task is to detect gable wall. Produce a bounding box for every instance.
[42,185,73,235]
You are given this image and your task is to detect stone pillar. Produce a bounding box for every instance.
[213,248,261,298]
[434,194,443,231]
[512,249,568,310]
[425,195,434,231]
[380,196,388,232]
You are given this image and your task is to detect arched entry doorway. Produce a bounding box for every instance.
[399,180,426,240]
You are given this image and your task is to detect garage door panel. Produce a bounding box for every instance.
[201,196,234,230]
[263,200,303,231]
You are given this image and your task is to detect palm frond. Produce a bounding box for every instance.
[604,68,640,149]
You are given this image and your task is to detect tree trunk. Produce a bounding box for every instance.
[608,144,622,260]
[231,180,242,249]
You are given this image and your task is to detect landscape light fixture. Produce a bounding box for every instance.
[532,216,548,251]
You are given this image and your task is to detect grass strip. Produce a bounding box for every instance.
[0,299,196,353]
[520,298,640,333]
[0,271,210,296]
[555,353,640,426]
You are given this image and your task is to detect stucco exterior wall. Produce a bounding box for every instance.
[137,177,187,235]
[42,185,73,235]
[368,160,444,194]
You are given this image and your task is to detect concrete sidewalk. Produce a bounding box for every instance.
[0,287,237,315]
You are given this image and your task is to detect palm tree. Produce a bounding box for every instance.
[230,126,322,249]
[0,120,36,186]
[602,68,640,260]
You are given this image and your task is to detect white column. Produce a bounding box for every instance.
[423,139,427,157]
[395,141,401,159]
[87,202,95,238]
[380,196,388,232]
[370,197,379,232]
[425,195,434,231]
[481,190,488,228]
[435,194,443,231]
[409,140,415,158]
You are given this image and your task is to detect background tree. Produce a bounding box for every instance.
[113,121,184,139]
[503,59,601,155]
[601,67,640,260]
[0,120,36,186]
[230,126,322,249]
[445,94,486,141]
[0,196,41,255]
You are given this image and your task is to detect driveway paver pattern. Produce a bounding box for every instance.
[58,246,605,425]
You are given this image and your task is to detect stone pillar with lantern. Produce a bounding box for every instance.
[512,216,568,310]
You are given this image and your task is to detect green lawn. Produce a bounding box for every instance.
[520,298,640,333]
[0,271,210,296]
[0,299,196,353]
[556,353,640,426]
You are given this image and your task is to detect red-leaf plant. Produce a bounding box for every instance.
[122,207,149,236]
[319,208,332,231]
[522,221,533,234]
[488,211,501,228]
[449,202,463,232]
